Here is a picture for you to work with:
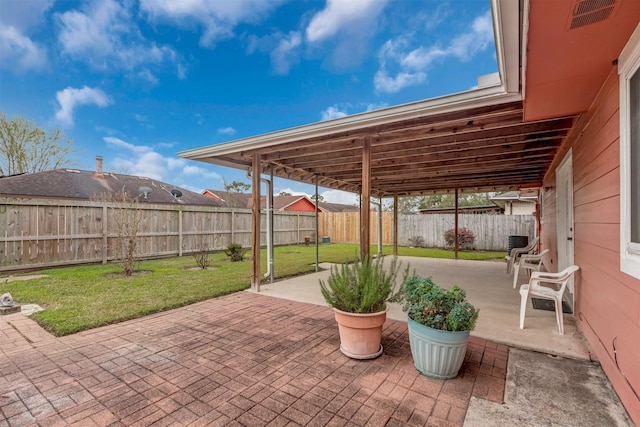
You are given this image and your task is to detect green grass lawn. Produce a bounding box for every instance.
[2,244,505,336]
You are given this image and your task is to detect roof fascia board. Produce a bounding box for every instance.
[179,0,522,161]
[493,0,522,95]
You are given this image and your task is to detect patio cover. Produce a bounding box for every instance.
[177,0,578,288]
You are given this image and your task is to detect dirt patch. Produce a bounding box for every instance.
[104,270,152,279]
[182,266,218,271]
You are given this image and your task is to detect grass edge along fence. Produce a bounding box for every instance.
[0,197,316,271]
[1,197,532,272]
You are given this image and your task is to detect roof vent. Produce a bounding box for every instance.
[569,0,617,30]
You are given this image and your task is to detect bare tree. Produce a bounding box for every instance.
[96,188,143,276]
[0,112,76,176]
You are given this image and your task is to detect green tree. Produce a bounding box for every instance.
[223,179,250,194]
[0,112,76,176]
[418,192,496,210]
[310,193,324,202]
[387,196,422,214]
[278,191,292,196]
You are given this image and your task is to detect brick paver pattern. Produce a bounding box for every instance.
[0,292,508,426]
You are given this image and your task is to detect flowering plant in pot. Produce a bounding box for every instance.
[398,275,479,378]
[320,255,407,359]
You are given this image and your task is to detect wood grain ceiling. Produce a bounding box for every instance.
[213,100,576,197]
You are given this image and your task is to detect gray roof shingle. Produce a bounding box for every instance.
[0,169,222,206]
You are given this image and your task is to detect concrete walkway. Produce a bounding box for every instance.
[259,257,592,360]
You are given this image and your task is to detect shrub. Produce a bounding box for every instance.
[192,243,211,269]
[444,228,475,250]
[320,255,408,313]
[224,242,247,262]
[398,275,479,332]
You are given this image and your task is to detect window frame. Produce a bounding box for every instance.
[619,24,640,279]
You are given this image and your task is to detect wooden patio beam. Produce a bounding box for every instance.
[361,137,371,259]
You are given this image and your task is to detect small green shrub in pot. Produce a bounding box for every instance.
[397,275,479,378]
[320,255,407,313]
[320,255,409,359]
[399,275,479,331]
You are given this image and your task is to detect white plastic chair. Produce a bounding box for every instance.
[506,236,539,275]
[512,248,550,289]
[519,265,579,335]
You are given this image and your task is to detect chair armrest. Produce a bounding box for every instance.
[531,265,579,283]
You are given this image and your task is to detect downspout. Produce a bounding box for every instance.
[378,196,383,258]
[315,175,319,272]
[247,169,273,281]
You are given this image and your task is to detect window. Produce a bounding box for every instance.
[620,24,640,279]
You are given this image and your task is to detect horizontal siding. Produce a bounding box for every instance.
[574,196,619,224]
[542,69,640,422]
[573,167,620,207]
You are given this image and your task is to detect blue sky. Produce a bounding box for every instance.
[0,0,497,204]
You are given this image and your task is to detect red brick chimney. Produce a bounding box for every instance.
[95,156,104,178]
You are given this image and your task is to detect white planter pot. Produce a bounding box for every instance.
[407,317,470,379]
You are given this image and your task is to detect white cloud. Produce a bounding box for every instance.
[0,0,52,72]
[374,70,426,94]
[321,105,348,121]
[55,86,112,126]
[217,127,237,135]
[56,0,181,77]
[275,188,308,197]
[305,0,388,70]
[102,137,221,187]
[140,0,283,48]
[183,164,221,180]
[321,189,358,205]
[0,25,47,72]
[306,0,386,43]
[247,31,301,75]
[113,151,166,181]
[365,102,388,111]
[271,32,302,75]
[166,157,185,169]
[374,10,494,94]
[103,137,152,155]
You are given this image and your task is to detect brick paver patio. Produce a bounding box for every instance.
[0,292,507,426]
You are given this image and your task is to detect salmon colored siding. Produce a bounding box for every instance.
[541,69,640,422]
[284,199,318,212]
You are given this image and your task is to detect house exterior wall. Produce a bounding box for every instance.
[541,69,640,423]
[284,199,318,213]
[505,201,536,216]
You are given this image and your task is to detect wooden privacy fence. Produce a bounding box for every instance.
[318,212,535,251]
[0,198,316,271]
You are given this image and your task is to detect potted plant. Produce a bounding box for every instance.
[320,255,407,359]
[397,275,479,378]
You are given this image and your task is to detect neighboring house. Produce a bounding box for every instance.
[1,157,222,207]
[318,201,360,213]
[203,189,358,213]
[202,189,251,208]
[490,190,537,215]
[182,2,640,422]
[418,205,503,215]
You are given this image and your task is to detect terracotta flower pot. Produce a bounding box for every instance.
[333,307,388,359]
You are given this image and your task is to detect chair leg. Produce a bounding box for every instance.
[512,264,520,289]
[519,285,529,329]
[554,297,564,335]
